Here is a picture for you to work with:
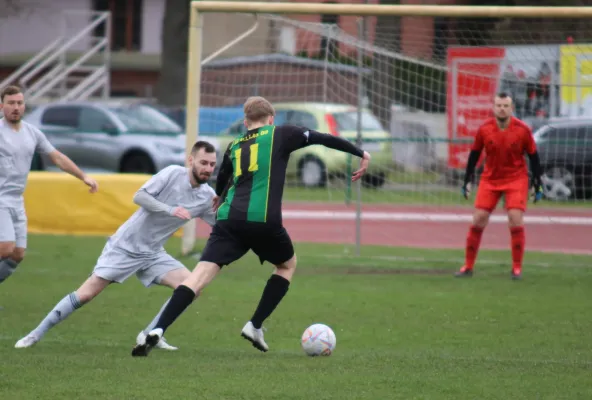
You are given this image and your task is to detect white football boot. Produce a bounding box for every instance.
[131,328,164,357]
[136,330,178,351]
[240,321,269,352]
[15,333,41,349]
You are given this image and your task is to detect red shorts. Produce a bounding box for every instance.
[474,179,529,212]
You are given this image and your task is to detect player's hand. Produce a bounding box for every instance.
[212,196,220,212]
[532,177,544,203]
[461,183,471,200]
[83,176,99,193]
[172,206,191,220]
[352,151,371,182]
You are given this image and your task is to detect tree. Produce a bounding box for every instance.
[154,0,192,106]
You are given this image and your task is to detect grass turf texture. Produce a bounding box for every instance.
[1,234,591,400]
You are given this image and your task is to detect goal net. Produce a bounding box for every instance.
[183,3,592,260]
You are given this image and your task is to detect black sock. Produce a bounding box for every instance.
[154,285,195,334]
[250,274,290,329]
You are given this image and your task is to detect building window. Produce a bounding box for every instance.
[93,0,143,51]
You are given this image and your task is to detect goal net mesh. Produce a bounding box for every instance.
[188,10,592,260]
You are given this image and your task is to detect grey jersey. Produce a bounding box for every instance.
[0,119,55,208]
[107,165,216,256]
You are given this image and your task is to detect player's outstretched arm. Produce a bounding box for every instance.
[462,150,481,199]
[306,132,371,182]
[306,131,365,158]
[48,150,98,193]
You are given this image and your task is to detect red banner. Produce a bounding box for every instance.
[446,47,505,169]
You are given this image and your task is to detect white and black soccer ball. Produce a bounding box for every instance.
[301,323,336,356]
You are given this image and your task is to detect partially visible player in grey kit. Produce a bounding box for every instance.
[15,141,219,351]
[0,85,99,287]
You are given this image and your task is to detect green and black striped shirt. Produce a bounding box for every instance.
[215,124,363,225]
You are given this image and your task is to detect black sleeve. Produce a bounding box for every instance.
[527,151,542,183]
[463,150,481,186]
[307,131,364,158]
[215,146,233,196]
[278,124,364,157]
[276,125,364,158]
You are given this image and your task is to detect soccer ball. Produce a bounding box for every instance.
[300,323,336,356]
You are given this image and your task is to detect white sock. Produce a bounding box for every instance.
[31,292,83,338]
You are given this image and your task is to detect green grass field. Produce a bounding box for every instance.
[1,235,592,399]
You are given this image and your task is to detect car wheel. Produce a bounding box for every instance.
[120,152,156,174]
[298,157,326,187]
[541,165,576,201]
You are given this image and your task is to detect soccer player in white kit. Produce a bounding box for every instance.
[0,86,99,286]
[15,141,219,351]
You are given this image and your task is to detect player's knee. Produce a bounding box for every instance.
[472,210,490,228]
[10,248,25,263]
[507,209,524,227]
[0,243,16,259]
[274,255,297,281]
[77,275,109,303]
[280,255,297,270]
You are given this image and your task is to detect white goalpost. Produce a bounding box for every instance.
[181,1,592,256]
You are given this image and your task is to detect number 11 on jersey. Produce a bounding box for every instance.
[234,143,259,178]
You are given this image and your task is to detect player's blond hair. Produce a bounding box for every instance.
[244,96,275,124]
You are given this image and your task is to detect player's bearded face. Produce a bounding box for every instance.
[191,153,217,184]
[1,93,25,123]
[192,164,210,184]
[493,97,513,123]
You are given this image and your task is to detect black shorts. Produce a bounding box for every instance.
[200,220,294,268]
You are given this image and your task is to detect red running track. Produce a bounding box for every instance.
[194,203,592,255]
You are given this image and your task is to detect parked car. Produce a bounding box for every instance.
[533,118,592,200]
[217,102,394,187]
[25,101,221,176]
[154,105,245,134]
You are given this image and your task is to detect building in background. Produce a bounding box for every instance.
[0,0,464,98]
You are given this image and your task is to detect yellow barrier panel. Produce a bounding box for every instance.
[24,172,183,238]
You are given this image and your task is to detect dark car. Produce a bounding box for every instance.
[533,118,592,201]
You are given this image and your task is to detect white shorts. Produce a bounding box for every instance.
[92,244,188,288]
[0,207,27,248]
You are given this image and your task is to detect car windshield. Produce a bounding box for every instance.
[332,110,384,131]
[109,105,183,133]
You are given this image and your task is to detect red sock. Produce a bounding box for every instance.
[465,225,484,270]
[510,226,525,270]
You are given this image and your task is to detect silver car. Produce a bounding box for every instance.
[25,101,221,175]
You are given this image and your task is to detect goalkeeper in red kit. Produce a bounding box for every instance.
[456,92,544,280]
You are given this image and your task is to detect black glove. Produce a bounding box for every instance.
[531,176,544,203]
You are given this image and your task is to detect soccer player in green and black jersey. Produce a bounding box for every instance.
[132,96,370,356]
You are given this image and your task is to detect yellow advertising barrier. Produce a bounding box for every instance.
[23,172,183,237]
